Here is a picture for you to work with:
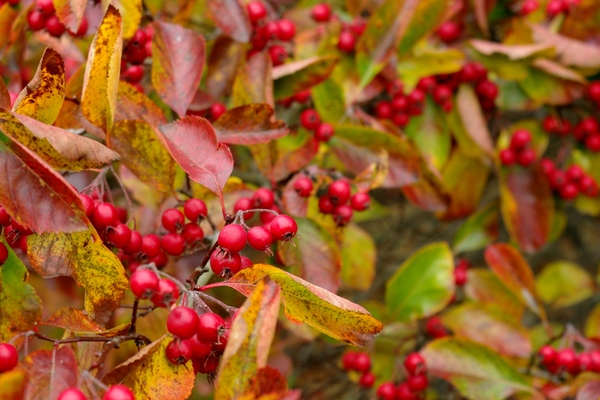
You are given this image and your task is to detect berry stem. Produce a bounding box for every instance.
[129,297,139,334]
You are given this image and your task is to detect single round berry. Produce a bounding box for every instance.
[342,352,357,371]
[161,232,185,256]
[375,101,393,119]
[350,192,370,211]
[318,196,335,214]
[218,224,247,253]
[579,176,599,197]
[79,194,95,217]
[566,165,585,182]
[538,345,557,365]
[124,230,143,254]
[247,226,273,252]
[184,198,208,222]
[454,267,468,286]
[188,334,213,359]
[407,89,426,106]
[556,348,579,374]
[549,169,567,189]
[0,243,8,265]
[460,62,487,83]
[510,129,532,149]
[417,76,437,93]
[404,352,426,375]
[240,255,253,269]
[57,388,87,400]
[588,82,600,102]
[328,180,351,205]
[260,206,279,224]
[268,45,287,66]
[333,205,353,226]
[105,224,132,249]
[547,0,567,16]
[193,354,220,374]
[165,339,192,365]
[210,251,242,276]
[269,214,298,242]
[277,19,296,41]
[37,0,55,15]
[337,30,356,53]
[392,113,410,127]
[391,95,409,111]
[197,312,226,343]
[521,0,539,15]
[517,148,536,167]
[167,306,200,340]
[499,149,516,166]
[560,183,579,200]
[407,374,428,392]
[0,342,18,372]
[543,115,559,133]
[28,11,47,31]
[141,234,161,258]
[234,197,255,220]
[182,223,204,245]
[210,102,227,121]
[102,385,134,400]
[396,382,419,400]
[45,15,66,37]
[253,188,275,209]
[162,208,185,233]
[433,84,453,104]
[314,123,335,142]
[476,80,498,100]
[425,316,447,338]
[359,371,375,388]
[353,352,371,372]
[293,176,314,197]
[311,3,332,22]
[540,158,555,176]
[124,64,144,83]
[300,109,321,131]
[92,203,119,230]
[247,1,267,24]
[129,269,159,299]
[376,382,397,400]
[586,134,600,152]
[437,21,461,43]
[150,278,180,308]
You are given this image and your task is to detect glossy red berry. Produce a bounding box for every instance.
[28,10,47,31]
[560,183,579,200]
[0,342,18,372]
[102,385,134,400]
[234,197,255,220]
[268,45,287,66]
[404,352,426,375]
[556,348,579,374]
[549,169,567,189]
[585,134,600,152]
[124,64,143,83]
[454,266,468,286]
[437,21,461,43]
[105,224,132,249]
[184,198,208,222]
[45,15,66,37]
[318,195,335,214]
[337,30,356,53]
[79,194,95,217]
[547,0,567,17]
[333,205,353,227]
[259,205,279,224]
[540,158,555,176]
[350,192,370,211]
[277,19,295,41]
[0,206,9,227]
[538,345,557,365]
[0,243,8,265]
[499,149,516,166]
[212,328,229,353]
[247,226,273,252]
[218,224,247,253]
[510,129,532,149]
[408,89,426,106]
[300,108,321,131]
[566,165,585,182]
[247,1,267,24]
[417,76,437,93]
[123,230,143,254]
[396,382,419,400]
[150,278,180,308]
[521,0,539,15]
[543,115,559,133]
[359,371,375,388]
[182,223,204,245]
[165,339,192,365]
[209,102,227,121]
[130,269,159,299]
[57,388,87,400]
[167,306,199,339]
[193,353,220,374]
[579,176,599,197]
[517,148,536,167]
[328,180,351,205]
[314,123,335,142]
[197,312,226,342]
[189,334,213,359]
[341,352,357,370]
[376,382,397,400]
[240,255,253,269]
[433,84,453,104]
[407,374,428,392]
[476,79,498,100]
[375,101,392,119]
[92,203,119,230]
[391,95,409,111]
[311,3,332,22]
[351,352,371,372]
[425,316,447,338]
[161,232,185,256]
[588,82,600,102]
[37,0,55,16]
[392,113,410,127]
[269,214,298,242]
[210,251,242,276]
[141,234,161,258]
[162,208,185,233]
[253,188,275,209]
[293,176,313,197]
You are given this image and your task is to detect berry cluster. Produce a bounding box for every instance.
[376,353,428,400]
[129,269,180,307]
[541,160,599,200]
[341,351,374,388]
[538,345,600,376]
[308,3,365,53]
[546,0,580,17]
[27,0,87,38]
[313,179,370,227]
[499,129,536,167]
[120,27,154,91]
[299,108,335,142]
[247,1,296,66]
[0,204,32,254]
[543,115,600,152]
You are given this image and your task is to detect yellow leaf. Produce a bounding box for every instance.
[27,229,128,325]
[103,335,195,400]
[102,0,142,39]
[81,5,122,137]
[12,48,65,125]
[215,279,281,400]
[0,4,18,53]
[0,369,26,400]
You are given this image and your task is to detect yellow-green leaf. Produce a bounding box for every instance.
[536,261,597,308]
[12,48,65,125]
[27,229,128,325]
[81,5,122,135]
[215,279,281,400]
[104,0,142,39]
[102,335,195,400]
[452,202,500,254]
[0,236,42,342]
[232,52,273,107]
[204,264,383,347]
[340,223,376,292]
[115,81,166,126]
[272,56,338,101]
[464,269,524,321]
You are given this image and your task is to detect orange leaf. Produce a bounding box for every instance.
[43,307,102,333]
[213,104,288,145]
[0,74,10,109]
[0,369,26,400]
[53,0,87,33]
[115,81,166,127]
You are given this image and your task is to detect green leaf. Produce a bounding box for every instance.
[340,224,376,291]
[422,338,534,400]
[452,202,500,254]
[536,261,597,308]
[272,56,338,101]
[519,67,585,106]
[464,269,524,320]
[397,0,448,56]
[397,47,465,91]
[385,242,454,321]
[311,78,346,123]
[585,302,600,339]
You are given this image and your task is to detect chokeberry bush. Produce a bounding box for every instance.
[2,0,600,399]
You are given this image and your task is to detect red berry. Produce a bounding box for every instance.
[150,250,168,269]
[79,194,95,217]
[197,312,225,342]
[167,306,199,339]
[547,0,567,17]
[218,224,247,253]
[240,255,253,269]
[588,82,600,102]
[102,385,134,400]
[585,134,600,152]
[407,374,428,392]
[408,89,425,106]
[556,348,579,374]
[337,31,356,53]
[549,169,567,190]
[538,345,557,365]
[0,206,10,227]
[188,334,213,359]
[247,1,267,24]
[293,176,313,197]
[314,122,335,142]
[165,339,192,365]
[517,148,536,167]
[359,371,375,388]
[253,188,275,209]
[476,79,498,100]
[350,192,370,211]
[350,19,366,36]
[45,15,66,37]
[300,108,321,131]
[193,353,220,374]
[184,198,208,222]
[0,243,8,265]
[566,165,585,182]
[375,101,393,119]
[425,316,447,338]
[579,352,593,371]
[260,205,279,224]
[129,269,159,299]
[589,350,600,372]
[392,113,410,127]
[433,84,452,104]
[277,19,295,41]
[454,267,467,286]
[74,17,88,37]
[499,149,516,166]
[27,10,47,31]
[92,203,119,230]
[328,180,351,205]
[247,226,273,252]
[540,158,555,176]
[560,183,579,200]
[234,197,255,220]
[576,117,598,138]
[460,62,487,83]
[268,45,287,66]
[269,214,298,242]
[210,251,242,276]
[353,352,371,372]
[105,223,132,249]
[182,223,204,245]
[123,230,143,254]
[311,3,332,22]
[333,204,353,226]
[142,234,161,258]
[210,102,227,121]
[318,196,335,214]
[417,76,437,93]
[542,115,559,133]
[376,382,397,400]
[293,90,311,103]
[161,232,185,256]
[150,278,180,308]
[124,64,144,83]
[37,0,55,16]
[510,129,532,149]
[0,342,18,372]
[521,0,539,15]
[579,176,599,197]
[391,95,409,111]
[397,382,419,400]
[57,388,87,400]
[437,21,461,43]
[342,352,357,371]
[125,45,147,65]
[404,353,426,375]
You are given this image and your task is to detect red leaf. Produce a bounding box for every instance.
[213,104,288,145]
[158,116,233,212]
[207,0,252,43]
[20,346,79,400]
[151,21,206,118]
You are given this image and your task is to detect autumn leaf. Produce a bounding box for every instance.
[0,128,88,233]
[215,279,281,400]
[206,35,246,99]
[115,81,166,126]
[27,229,129,325]
[454,85,495,159]
[0,77,9,109]
[111,119,175,194]
[53,0,87,34]
[151,21,206,118]
[109,0,143,39]
[536,261,597,308]
[204,264,383,347]
[81,5,123,136]
[233,52,273,107]
[311,78,346,122]
[340,224,376,292]
[158,116,233,212]
[0,110,119,171]
[452,202,500,254]
[12,48,65,125]
[43,307,102,333]
[0,237,42,342]
[464,269,524,320]
[0,4,18,53]
[530,24,600,70]
[397,0,449,55]
[272,56,339,101]
[102,335,195,400]
[207,0,252,43]
[213,104,288,145]
[0,369,25,400]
